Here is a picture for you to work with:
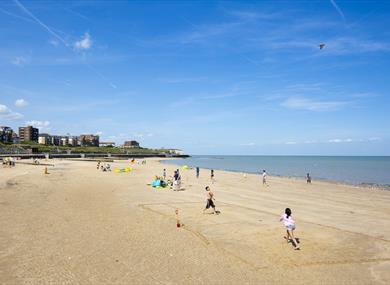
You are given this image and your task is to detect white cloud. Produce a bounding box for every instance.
[368,137,381,142]
[15,98,29,107]
[11,56,27,66]
[281,97,347,111]
[0,104,23,120]
[96,131,103,135]
[240,142,256,146]
[25,120,50,130]
[328,138,353,143]
[285,141,297,145]
[74,32,92,50]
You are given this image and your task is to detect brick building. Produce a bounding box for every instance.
[18,126,39,143]
[124,140,140,148]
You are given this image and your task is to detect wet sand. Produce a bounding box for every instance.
[1,158,390,284]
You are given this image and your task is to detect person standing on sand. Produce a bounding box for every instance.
[196,167,200,178]
[163,169,166,180]
[306,173,311,184]
[280,208,300,250]
[174,169,179,181]
[262,170,268,186]
[211,169,214,183]
[203,186,217,214]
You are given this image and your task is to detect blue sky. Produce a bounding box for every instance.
[0,0,389,155]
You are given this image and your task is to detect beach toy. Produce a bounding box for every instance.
[182,165,190,170]
[114,169,121,173]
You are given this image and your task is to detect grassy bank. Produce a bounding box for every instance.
[0,142,174,155]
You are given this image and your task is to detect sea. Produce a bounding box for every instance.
[163,155,390,187]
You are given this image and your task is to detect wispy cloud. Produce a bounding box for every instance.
[14,0,68,46]
[15,99,29,107]
[74,32,92,50]
[0,104,23,120]
[11,56,28,66]
[133,132,154,138]
[281,97,348,111]
[321,37,390,55]
[286,138,382,145]
[328,138,353,143]
[64,8,91,22]
[368,137,381,142]
[0,6,34,23]
[157,77,207,84]
[228,10,280,21]
[240,142,256,146]
[329,0,346,21]
[48,39,59,47]
[13,1,115,89]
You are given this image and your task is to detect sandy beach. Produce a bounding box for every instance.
[1,158,390,284]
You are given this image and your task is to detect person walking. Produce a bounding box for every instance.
[211,169,215,183]
[196,167,200,178]
[306,173,311,184]
[203,186,217,214]
[163,168,166,180]
[174,169,179,181]
[262,170,268,186]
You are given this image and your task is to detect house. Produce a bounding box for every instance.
[38,133,51,145]
[123,140,140,148]
[169,149,185,155]
[79,134,99,147]
[99,142,115,147]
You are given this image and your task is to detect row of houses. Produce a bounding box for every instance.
[38,134,99,147]
[1,125,141,148]
[0,125,36,144]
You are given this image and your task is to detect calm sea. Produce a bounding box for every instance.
[163,155,390,186]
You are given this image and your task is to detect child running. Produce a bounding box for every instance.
[279,208,300,250]
[203,186,217,214]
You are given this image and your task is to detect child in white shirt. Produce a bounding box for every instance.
[280,208,300,250]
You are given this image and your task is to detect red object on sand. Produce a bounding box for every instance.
[175,209,180,228]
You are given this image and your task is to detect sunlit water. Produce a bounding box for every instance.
[163,155,390,186]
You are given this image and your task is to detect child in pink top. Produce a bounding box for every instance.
[280,208,300,250]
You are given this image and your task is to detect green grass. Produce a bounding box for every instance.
[1,142,174,155]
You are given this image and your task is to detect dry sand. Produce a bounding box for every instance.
[1,158,390,284]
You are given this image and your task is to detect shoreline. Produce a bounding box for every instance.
[160,158,390,191]
[1,157,390,284]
